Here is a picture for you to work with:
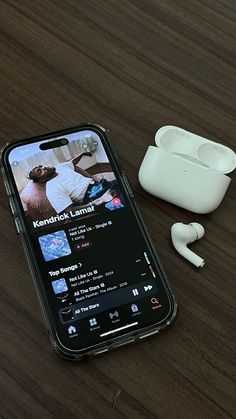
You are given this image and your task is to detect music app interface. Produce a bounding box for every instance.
[9,129,171,350]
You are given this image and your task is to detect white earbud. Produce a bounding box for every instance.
[171,222,205,268]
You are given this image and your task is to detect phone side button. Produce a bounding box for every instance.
[139,329,159,339]
[14,217,22,234]
[123,175,135,198]
[93,348,108,355]
[9,198,17,215]
[113,338,134,348]
[4,181,11,196]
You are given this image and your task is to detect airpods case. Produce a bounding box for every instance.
[139,126,236,214]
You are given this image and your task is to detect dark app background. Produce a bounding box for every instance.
[8,128,173,351]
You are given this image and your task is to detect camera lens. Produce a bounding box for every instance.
[60,138,68,145]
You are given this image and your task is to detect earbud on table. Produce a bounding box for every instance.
[171,222,205,268]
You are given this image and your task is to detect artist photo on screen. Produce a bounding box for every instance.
[9,131,125,226]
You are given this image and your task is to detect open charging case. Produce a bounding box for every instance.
[139,126,236,213]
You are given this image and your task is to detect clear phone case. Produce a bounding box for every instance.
[0,124,177,360]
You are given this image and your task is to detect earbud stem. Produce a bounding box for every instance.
[177,246,205,268]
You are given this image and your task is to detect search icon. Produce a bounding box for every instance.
[151,297,162,309]
[151,297,159,305]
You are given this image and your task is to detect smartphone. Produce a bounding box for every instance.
[1,123,177,359]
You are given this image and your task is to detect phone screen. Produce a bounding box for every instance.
[6,126,173,352]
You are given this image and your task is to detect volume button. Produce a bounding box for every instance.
[14,217,22,234]
[9,198,17,215]
[4,181,11,196]
[139,329,159,339]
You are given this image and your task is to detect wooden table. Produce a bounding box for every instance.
[0,1,235,418]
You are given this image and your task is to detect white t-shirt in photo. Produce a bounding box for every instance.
[46,162,92,213]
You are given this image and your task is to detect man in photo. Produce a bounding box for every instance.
[25,152,119,214]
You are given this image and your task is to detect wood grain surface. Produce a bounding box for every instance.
[0,1,235,418]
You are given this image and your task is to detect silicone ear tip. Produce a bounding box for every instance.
[190,223,205,239]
